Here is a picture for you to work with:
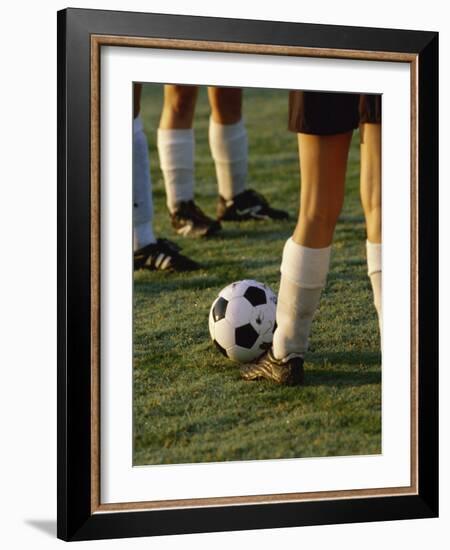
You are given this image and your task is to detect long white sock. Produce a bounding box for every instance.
[366,240,382,335]
[157,128,195,212]
[273,238,331,360]
[208,117,247,200]
[133,117,156,251]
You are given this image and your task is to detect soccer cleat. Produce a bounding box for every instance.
[134,238,200,272]
[240,349,304,386]
[217,189,289,221]
[170,200,221,238]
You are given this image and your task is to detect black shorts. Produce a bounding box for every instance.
[288,91,381,135]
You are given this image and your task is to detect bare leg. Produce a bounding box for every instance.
[293,132,353,247]
[159,85,198,129]
[360,123,382,243]
[207,87,242,125]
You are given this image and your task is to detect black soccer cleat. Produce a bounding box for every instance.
[170,200,221,238]
[217,189,289,222]
[134,238,200,272]
[240,349,304,386]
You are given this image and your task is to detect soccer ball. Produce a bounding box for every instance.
[209,280,277,363]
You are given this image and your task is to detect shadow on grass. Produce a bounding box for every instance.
[206,257,280,272]
[305,367,381,388]
[303,350,381,388]
[308,350,381,366]
[216,223,292,242]
[219,357,380,389]
[305,369,381,391]
[134,261,281,296]
[326,270,367,284]
[134,273,224,294]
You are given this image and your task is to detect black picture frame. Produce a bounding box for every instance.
[57,7,438,542]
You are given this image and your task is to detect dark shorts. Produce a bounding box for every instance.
[288,91,381,135]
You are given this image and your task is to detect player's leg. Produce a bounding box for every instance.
[133,84,200,271]
[157,85,220,237]
[158,84,197,211]
[359,95,382,333]
[133,84,156,251]
[208,87,289,221]
[241,91,359,385]
[208,87,245,200]
[272,130,352,355]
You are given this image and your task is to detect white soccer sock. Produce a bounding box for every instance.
[157,128,195,213]
[208,117,247,200]
[133,116,156,251]
[273,238,331,360]
[366,240,382,335]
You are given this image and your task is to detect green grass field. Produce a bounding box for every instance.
[133,85,381,465]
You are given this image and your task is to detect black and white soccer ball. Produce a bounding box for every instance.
[209,280,277,363]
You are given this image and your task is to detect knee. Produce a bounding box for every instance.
[293,210,339,248]
[301,207,341,234]
[210,88,242,124]
[361,191,381,222]
[166,86,198,117]
[364,200,381,218]
[363,202,382,243]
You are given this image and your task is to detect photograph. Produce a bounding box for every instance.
[132,83,382,466]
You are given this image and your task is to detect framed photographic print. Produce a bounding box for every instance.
[57,8,438,541]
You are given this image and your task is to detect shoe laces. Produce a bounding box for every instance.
[177,201,213,224]
[241,189,270,208]
[156,238,181,254]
